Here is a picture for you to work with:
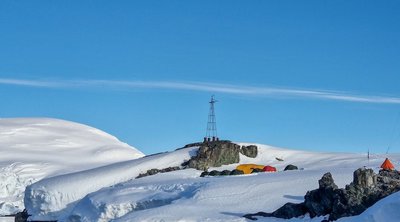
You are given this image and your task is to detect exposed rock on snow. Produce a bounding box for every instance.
[136,166,181,179]
[23,141,400,221]
[284,164,299,171]
[200,169,245,177]
[230,169,245,175]
[14,209,30,222]
[244,202,308,220]
[240,145,258,158]
[304,172,339,218]
[337,191,400,222]
[185,141,257,170]
[245,168,400,221]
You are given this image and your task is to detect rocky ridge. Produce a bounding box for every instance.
[244,168,400,221]
[137,141,258,179]
[183,140,258,170]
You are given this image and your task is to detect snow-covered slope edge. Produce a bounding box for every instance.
[0,118,144,215]
[26,142,400,221]
[25,146,198,221]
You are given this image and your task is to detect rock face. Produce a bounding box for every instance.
[186,141,257,171]
[240,145,258,158]
[328,168,400,220]
[304,172,339,218]
[15,209,30,222]
[244,168,400,221]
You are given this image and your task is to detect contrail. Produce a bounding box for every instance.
[1,78,400,104]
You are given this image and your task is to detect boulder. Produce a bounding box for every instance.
[353,168,376,188]
[186,141,242,170]
[15,209,30,222]
[230,169,244,175]
[220,170,231,176]
[251,168,264,173]
[304,172,338,217]
[284,164,298,171]
[240,145,258,158]
[318,172,338,190]
[208,170,221,176]
[200,171,209,177]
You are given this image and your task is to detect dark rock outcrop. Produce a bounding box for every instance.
[230,169,244,175]
[208,170,221,176]
[304,172,338,218]
[251,168,264,173]
[240,145,258,158]
[244,168,400,221]
[284,164,298,171]
[220,170,231,176]
[244,203,307,220]
[185,141,244,171]
[200,171,209,177]
[182,141,258,171]
[15,209,30,222]
[200,169,245,177]
[136,166,181,179]
[328,168,400,220]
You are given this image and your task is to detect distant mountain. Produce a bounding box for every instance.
[0,118,144,215]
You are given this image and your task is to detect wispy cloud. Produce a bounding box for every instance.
[1,78,400,104]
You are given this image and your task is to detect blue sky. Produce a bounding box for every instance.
[1,1,400,154]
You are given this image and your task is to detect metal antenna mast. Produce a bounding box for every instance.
[205,95,218,142]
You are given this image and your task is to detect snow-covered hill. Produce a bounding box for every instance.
[0,118,144,215]
[24,141,400,222]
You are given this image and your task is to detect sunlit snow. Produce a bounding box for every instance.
[0,118,144,215]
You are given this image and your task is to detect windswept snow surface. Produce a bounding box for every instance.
[25,142,400,221]
[25,147,198,220]
[0,118,144,215]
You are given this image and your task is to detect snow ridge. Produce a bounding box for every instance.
[24,142,400,222]
[0,118,144,215]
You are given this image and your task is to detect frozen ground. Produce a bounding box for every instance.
[2,118,400,221]
[0,118,144,215]
[25,141,400,222]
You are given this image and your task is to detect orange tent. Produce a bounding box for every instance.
[236,164,265,174]
[381,158,395,170]
[263,165,277,172]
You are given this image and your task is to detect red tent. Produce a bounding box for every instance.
[381,158,395,170]
[263,165,277,172]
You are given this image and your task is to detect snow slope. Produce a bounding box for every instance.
[25,146,198,220]
[0,118,144,215]
[25,142,400,221]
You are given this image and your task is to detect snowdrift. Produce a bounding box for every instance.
[0,118,144,215]
[25,141,400,221]
[25,147,198,220]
